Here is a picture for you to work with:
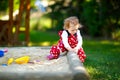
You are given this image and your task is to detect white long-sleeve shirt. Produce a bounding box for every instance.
[61,30,83,49]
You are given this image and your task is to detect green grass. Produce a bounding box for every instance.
[20,30,120,80]
[83,39,120,80]
[29,30,59,46]
[19,30,59,46]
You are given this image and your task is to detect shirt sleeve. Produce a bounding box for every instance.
[76,30,83,49]
[61,30,71,49]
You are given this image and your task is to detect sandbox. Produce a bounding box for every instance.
[0,47,89,80]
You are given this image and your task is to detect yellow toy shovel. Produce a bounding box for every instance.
[15,56,30,64]
[7,58,14,65]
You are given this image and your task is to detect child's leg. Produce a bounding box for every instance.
[47,45,60,60]
[77,48,86,62]
[47,40,67,60]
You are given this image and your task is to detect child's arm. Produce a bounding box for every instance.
[73,30,83,52]
[61,30,73,51]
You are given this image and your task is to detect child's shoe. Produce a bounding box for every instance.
[47,54,54,60]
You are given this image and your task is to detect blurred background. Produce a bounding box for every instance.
[0,0,120,46]
[0,0,120,80]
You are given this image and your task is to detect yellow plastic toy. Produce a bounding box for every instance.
[7,58,14,65]
[15,56,30,64]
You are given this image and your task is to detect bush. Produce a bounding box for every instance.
[112,29,120,41]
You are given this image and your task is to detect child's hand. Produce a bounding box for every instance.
[68,48,78,53]
[66,47,74,52]
[66,47,78,53]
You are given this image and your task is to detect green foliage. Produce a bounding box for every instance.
[30,0,36,8]
[0,0,119,40]
[45,0,120,39]
[81,0,104,36]
[112,29,120,41]
[46,0,84,31]
[0,0,8,11]
[13,0,19,10]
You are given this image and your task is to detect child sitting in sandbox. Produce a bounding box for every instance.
[47,16,86,62]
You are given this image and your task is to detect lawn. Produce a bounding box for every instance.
[20,30,120,80]
[83,39,120,80]
[19,30,59,46]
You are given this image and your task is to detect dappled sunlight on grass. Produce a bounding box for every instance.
[84,39,120,80]
[19,30,59,46]
[100,40,120,45]
[84,39,120,51]
[112,41,120,45]
[29,42,49,46]
[28,41,58,46]
[86,66,102,79]
[40,41,50,46]
[100,40,110,44]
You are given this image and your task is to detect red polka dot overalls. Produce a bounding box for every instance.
[48,30,86,62]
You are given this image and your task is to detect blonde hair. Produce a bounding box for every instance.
[63,16,81,30]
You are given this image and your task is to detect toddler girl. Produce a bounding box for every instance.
[47,16,86,62]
